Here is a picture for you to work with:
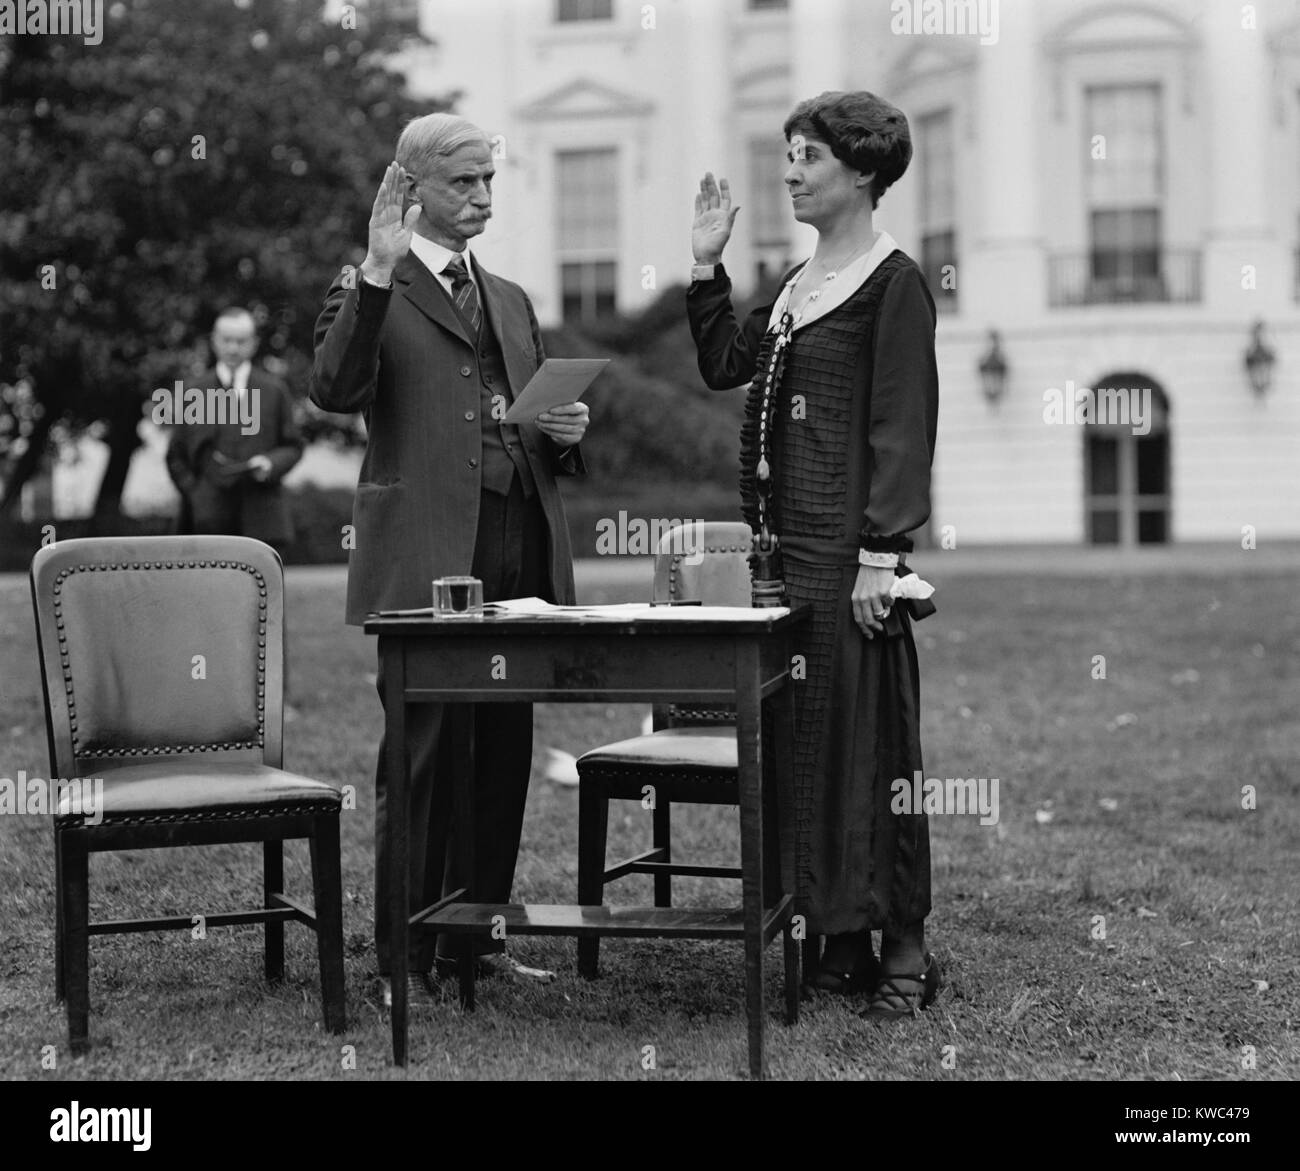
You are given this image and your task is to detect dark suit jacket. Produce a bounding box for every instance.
[307,252,584,625]
[164,366,303,545]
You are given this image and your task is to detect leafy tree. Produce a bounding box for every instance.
[0,0,441,526]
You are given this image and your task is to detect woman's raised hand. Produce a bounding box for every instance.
[692,172,740,265]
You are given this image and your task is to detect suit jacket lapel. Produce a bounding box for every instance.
[394,252,473,349]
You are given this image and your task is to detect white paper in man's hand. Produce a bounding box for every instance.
[501,358,610,424]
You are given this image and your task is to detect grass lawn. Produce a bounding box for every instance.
[0,558,1296,1081]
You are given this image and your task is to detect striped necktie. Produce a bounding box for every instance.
[444,253,481,337]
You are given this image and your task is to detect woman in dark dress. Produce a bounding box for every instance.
[686,91,940,1018]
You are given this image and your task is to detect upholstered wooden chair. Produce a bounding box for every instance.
[575,521,755,978]
[30,535,346,1052]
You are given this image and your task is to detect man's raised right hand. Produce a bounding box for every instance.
[361,162,422,285]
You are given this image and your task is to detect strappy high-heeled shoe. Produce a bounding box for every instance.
[863,952,940,1019]
[803,934,879,996]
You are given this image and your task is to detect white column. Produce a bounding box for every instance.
[1203,3,1283,309]
[684,0,732,193]
[789,0,850,258]
[791,0,849,100]
[965,3,1044,321]
[677,0,741,284]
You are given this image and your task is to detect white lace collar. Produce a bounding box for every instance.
[767,230,900,333]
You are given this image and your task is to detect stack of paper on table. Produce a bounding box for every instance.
[486,598,791,620]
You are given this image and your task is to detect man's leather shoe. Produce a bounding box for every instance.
[434,951,556,983]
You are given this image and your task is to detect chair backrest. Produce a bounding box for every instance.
[30,535,285,778]
[651,520,753,606]
[651,521,752,727]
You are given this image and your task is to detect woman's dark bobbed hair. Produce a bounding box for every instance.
[783,91,912,209]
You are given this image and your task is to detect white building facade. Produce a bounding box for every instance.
[390,0,1299,546]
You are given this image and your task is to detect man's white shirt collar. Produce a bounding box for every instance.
[767,229,900,333]
[216,360,252,391]
[409,234,475,284]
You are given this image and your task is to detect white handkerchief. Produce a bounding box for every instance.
[889,573,935,601]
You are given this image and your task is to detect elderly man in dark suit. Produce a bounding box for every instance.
[165,307,304,552]
[308,113,589,997]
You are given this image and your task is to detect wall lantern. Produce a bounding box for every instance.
[1244,319,1275,397]
[978,329,1008,404]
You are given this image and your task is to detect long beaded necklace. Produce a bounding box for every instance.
[751,308,794,608]
[750,239,874,604]
[755,312,792,497]
[756,235,877,496]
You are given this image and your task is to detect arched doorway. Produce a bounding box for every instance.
[1083,373,1171,545]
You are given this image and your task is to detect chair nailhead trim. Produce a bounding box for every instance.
[667,706,734,723]
[665,533,750,600]
[50,558,270,756]
[54,801,339,828]
[581,766,733,782]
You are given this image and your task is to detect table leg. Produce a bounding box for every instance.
[448,704,476,1010]
[734,643,766,1080]
[768,680,800,1025]
[383,640,409,1065]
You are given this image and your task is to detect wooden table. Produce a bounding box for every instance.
[364,603,809,1079]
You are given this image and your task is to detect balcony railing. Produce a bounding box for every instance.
[1048,250,1202,307]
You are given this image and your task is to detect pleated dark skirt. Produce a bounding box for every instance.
[781,551,931,936]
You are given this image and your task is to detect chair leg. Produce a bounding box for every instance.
[577,779,609,979]
[802,936,818,987]
[783,921,800,1025]
[309,815,347,1034]
[263,839,285,985]
[652,799,671,908]
[53,827,66,1003]
[61,833,90,1055]
[457,935,476,1011]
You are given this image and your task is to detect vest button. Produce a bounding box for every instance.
[464,411,475,421]
[468,458,478,469]
[479,349,490,358]
[484,374,494,385]
[459,365,472,377]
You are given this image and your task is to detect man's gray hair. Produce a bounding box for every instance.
[396,113,490,176]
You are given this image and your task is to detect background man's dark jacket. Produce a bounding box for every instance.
[165,366,304,547]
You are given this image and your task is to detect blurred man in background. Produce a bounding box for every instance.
[165,306,304,553]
